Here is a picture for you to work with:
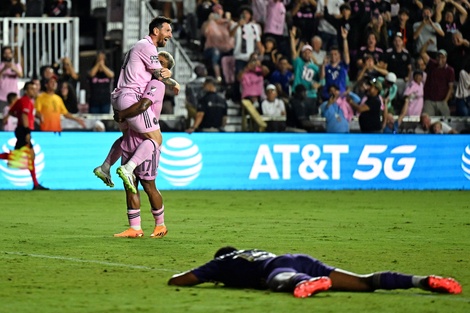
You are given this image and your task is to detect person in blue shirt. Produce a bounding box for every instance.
[320,84,350,133]
[168,246,462,298]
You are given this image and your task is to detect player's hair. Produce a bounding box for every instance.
[158,51,175,70]
[7,92,18,104]
[148,16,172,35]
[214,246,237,258]
[23,81,35,91]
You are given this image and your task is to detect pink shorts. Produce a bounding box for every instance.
[121,139,161,181]
[112,91,160,134]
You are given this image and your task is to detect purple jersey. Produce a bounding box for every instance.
[192,249,276,289]
[191,249,336,289]
[116,36,162,94]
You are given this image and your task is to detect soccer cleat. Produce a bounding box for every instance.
[293,276,332,298]
[116,166,137,194]
[113,228,144,238]
[427,275,462,294]
[150,225,168,238]
[32,184,50,190]
[93,166,114,187]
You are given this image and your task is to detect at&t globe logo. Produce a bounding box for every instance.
[0,138,45,186]
[461,145,470,180]
[160,137,202,186]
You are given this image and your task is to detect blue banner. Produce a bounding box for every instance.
[0,132,469,190]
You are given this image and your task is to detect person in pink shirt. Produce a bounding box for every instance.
[403,70,424,116]
[2,92,18,131]
[238,52,270,111]
[0,46,23,113]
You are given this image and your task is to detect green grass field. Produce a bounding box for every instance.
[1,190,469,313]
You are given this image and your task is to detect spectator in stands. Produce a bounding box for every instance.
[161,0,184,29]
[374,0,392,22]
[186,77,227,133]
[2,92,18,131]
[413,7,444,57]
[58,57,79,90]
[287,84,319,132]
[269,56,294,104]
[402,70,425,116]
[365,12,389,50]
[40,65,55,92]
[322,2,353,54]
[291,0,317,44]
[347,78,384,133]
[8,0,25,17]
[388,8,414,53]
[383,94,409,134]
[320,84,350,133]
[230,6,264,77]
[415,112,457,134]
[410,56,428,84]
[455,62,470,116]
[291,27,324,116]
[356,32,386,79]
[260,36,281,76]
[420,43,455,116]
[57,81,78,114]
[263,0,288,59]
[35,76,86,132]
[261,84,286,132]
[435,0,468,56]
[316,0,343,51]
[0,46,23,113]
[356,54,387,89]
[238,52,270,111]
[384,32,412,99]
[378,72,398,113]
[25,0,44,17]
[321,27,350,102]
[447,31,470,80]
[186,64,208,126]
[88,51,114,114]
[310,36,327,67]
[47,0,68,17]
[201,4,235,83]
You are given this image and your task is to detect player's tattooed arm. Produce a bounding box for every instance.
[152,68,181,95]
[113,98,153,122]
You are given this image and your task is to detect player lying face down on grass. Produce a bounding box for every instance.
[168,246,462,298]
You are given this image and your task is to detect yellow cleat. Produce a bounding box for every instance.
[150,225,168,238]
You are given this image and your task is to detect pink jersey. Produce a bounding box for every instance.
[121,79,166,152]
[403,80,424,116]
[116,36,162,94]
[3,105,17,131]
[264,0,286,36]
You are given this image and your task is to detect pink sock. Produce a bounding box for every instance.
[105,137,123,167]
[151,205,165,226]
[127,208,141,230]
[128,139,158,168]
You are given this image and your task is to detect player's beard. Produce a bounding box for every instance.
[157,37,167,48]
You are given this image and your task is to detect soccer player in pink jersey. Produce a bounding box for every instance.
[94,16,179,191]
[97,51,174,238]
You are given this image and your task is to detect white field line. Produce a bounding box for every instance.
[2,251,178,273]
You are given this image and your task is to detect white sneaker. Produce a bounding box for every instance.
[93,166,114,187]
[116,166,137,194]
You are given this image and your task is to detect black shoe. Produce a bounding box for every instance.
[32,184,50,190]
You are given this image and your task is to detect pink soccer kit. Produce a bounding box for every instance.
[120,79,165,181]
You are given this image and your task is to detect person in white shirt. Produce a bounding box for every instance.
[261,84,286,132]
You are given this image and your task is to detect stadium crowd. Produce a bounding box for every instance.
[1,0,470,134]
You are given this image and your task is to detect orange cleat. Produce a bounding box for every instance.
[150,225,168,238]
[113,228,144,238]
[427,276,462,294]
[293,276,332,298]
